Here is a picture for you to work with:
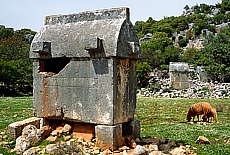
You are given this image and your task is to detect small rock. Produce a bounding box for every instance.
[134,145,147,155]
[46,144,58,153]
[196,136,211,144]
[37,125,52,142]
[119,146,130,151]
[2,135,7,140]
[170,146,186,155]
[149,150,166,155]
[51,130,62,137]
[62,124,72,133]
[14,135,30,153]
[46,135,58,142]
[63,135,72,141]
[129,139,137,149]
[149,144,158,152]
[77,136,85,143]
[23,147,39,155]
[158,144,170,151]
[21,125,39,144]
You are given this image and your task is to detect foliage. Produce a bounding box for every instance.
[177,38,187,47]
[136,62,152,88]
[195,33,230,82]
[0,26,35,96]
[180,47,199,64]
[135,0,230,84]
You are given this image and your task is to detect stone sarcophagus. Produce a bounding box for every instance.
[169,62,190,90]
[30,7,140,149]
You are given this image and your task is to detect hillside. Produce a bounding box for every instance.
[135,0,230,86]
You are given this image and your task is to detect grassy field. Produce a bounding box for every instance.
[0,96,229,154]
[136,97,230,155]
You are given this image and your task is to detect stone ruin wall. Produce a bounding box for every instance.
[139,62,230,99]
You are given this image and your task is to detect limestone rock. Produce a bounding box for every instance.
[149,150,167,155]
[148,144,158,152]
[134,145,147,155]
[170,146,186,155]
[37,125,52,142]
[14,135,30,153]
[196,136,211,144]
[62,124,72,133]
[46,144,58,153]
[21,125,39,143]
[22,147,39,155]
[46,135,58,142]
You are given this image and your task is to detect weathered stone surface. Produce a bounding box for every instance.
[37,125,52,142]
[8,117,42,139]
[148,144,158,151]
[134,145,147,155]
[29,7,140,150]
[30,7,140,127]
[22,125,39,143]
[14,135,30,153]
[22,147,39,155]
[169,62,190,89]
[95,124,125,150]
[62,124,72,133]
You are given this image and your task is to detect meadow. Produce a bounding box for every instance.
[0,96,229,154]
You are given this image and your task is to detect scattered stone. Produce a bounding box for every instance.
[46,144,58,153]
[129,140,137,149]
[14,135,30,153]
[37,125,52,142]
[63,135,72,141]
[158,144,170,151]
[21,125,39,143]
[148,144,158,152]
[51,130,62,137]
[196,136,211,144]
[170,145,186,155]
[77,136,85,143]
[134,145,147,155]
[119,146,130,151]
[149,150,167,155]
[22,147,39,155]
[62,124,72,133]
[46,135,58,142]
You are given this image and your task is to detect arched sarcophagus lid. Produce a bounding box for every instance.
[30,7,141,59]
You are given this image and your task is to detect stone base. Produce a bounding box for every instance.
[8,117,43,139]
[95,124,125,150]
[123,119,140,139]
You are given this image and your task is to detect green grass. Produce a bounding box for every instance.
[0,96,33,154]
[136,97,230,155]
[0,97,230,154]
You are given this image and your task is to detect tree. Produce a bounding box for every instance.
[140,32,173,69]
[163,45,182,66]
[136,62,152,88]
[180,47,199,64]
[195,33,230,82]
[0,26,36,96]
